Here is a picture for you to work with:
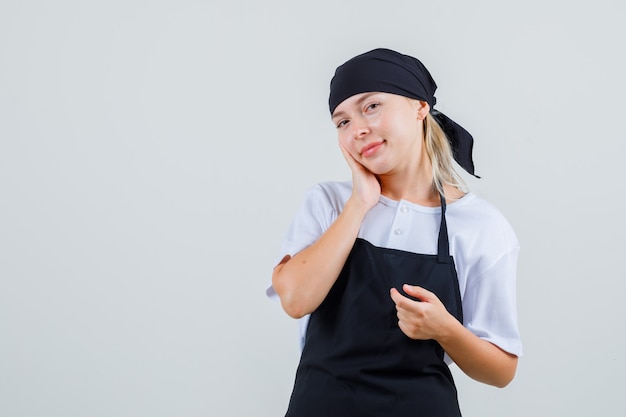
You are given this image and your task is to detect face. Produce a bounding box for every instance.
[331,92,430,176]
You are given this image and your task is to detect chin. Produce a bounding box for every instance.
[364,164,391,176]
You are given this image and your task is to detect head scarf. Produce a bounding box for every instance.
[328,48,478,177]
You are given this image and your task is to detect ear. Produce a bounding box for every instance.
[416,100,430,120]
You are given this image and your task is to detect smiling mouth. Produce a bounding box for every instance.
[361,141,384,157]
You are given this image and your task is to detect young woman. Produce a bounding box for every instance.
[268,48,522,416]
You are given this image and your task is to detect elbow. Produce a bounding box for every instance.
[274,283,311,318]
[274,279,313,318]
[468,350,518,388]
[272,265,311,319]
[493,375,514,389]
[280,296,310,319]
[491,356,518,388]
[480,371,515,389]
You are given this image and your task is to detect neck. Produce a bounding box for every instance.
[378,158,441,206]
[377,159,464,206]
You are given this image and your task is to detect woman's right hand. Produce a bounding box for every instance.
[339,144,381,212]
[273,145,380,318]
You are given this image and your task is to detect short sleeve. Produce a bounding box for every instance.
[265,183,340,300]
[462,245,523,356]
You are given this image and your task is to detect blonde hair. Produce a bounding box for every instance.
[423,113,467,198]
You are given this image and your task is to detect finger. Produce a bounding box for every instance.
[396,318,421,340]
[277,254,291,266]
[391,288,421,314]
[396,319,411,337]
[389,287,406,305]
[395,300,426,321]
[272,254,292,274]
[339,144,372,178]
[402,284,435,302]
[338,143,359,170]
[396,309,415,323]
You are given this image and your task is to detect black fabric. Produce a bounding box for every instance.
[285,200,463,417]
[328,48,479,177]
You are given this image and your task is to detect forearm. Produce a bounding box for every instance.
[272,200,368,318]
[438,319,518,388]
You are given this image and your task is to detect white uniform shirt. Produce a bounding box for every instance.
[268,181,523,359]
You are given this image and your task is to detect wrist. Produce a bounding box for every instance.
[435,312,463,346]
[343,197,373,221]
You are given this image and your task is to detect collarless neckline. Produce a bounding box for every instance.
[378,192,474,213]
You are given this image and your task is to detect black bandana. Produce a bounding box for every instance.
[329,48,478,177]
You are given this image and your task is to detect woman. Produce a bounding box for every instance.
[269,48,522,416]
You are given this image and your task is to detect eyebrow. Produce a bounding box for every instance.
[331,92,380,120]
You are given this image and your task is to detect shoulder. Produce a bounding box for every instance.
[301,180,352,212]
[285,180,352,232]
[447,195,523,356]
[276,182,351,257]
[308,180,352,199]
[449,193,507,220]
[450,193,518,243]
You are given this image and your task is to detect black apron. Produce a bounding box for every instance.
[285,196,464,417]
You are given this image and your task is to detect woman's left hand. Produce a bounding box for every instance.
[389,284,454,341]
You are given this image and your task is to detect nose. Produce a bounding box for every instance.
[351,117,370,140]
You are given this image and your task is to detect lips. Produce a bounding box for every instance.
[360,141,385,157]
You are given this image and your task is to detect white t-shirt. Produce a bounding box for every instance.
[268,181,523,358]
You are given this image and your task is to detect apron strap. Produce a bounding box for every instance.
[437,194,451,264]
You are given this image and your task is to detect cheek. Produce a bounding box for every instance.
[337,132,353,149]
[337,134,361,160]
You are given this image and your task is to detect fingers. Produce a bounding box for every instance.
[338,143,360,171]
[390,285,451,341]
[339,143,381,210]
[275,254,291,267]
[390,285,433,307]
[389,287,406,305]
[390,287,426,332]
[390,290,425,340]
[402,284,435,302]
[339,143,373,177]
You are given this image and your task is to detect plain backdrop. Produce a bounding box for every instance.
[1,1,625,416]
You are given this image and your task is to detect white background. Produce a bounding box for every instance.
[1,1,625,416]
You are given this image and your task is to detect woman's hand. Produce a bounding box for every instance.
[339,144,381,212]
[390,284,518,387]
[273,147,378,319]
[389,284,455,341]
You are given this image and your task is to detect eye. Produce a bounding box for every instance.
[365,102,380,112]
[336,119,349,129]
